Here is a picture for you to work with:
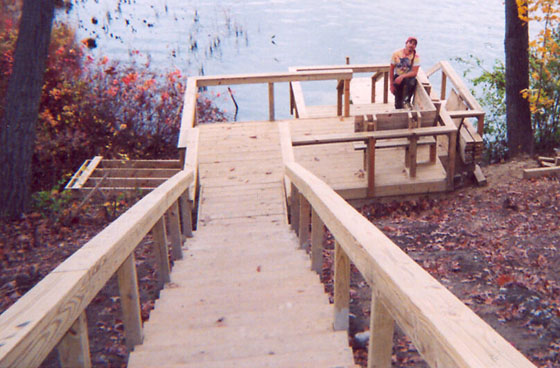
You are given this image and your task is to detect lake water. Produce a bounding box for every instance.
[60,0,505,120]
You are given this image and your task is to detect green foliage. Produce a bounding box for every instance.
[456,56,508,163]
[30,176,73,223]
[0,9,229,197]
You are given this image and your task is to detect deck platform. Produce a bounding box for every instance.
[127,121,355,367]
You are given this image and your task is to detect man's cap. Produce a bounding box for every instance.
[406,36,418,44]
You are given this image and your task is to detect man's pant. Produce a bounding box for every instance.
[393,75,417,109]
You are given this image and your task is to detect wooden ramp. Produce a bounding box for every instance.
[127,121,355,367]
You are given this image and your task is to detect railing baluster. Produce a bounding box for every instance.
[298,193,311,248]
[117,254,144,350]
[268,82,275,121]
[151,217,171,288]
[311,208,324,274]
[57,311,91,368]
[167,201,183,260]
[367,292,395,368]
[333,240,350,331]
[290,184,300,235]
[179,193,193,239]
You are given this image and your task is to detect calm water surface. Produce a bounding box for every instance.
[62,0,505,120]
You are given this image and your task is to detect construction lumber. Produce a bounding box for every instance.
[523,166,560,179]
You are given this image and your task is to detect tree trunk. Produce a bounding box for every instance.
[0,0,55,218]
[505,0,533,156]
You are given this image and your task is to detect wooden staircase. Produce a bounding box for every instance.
[127,121,355,367]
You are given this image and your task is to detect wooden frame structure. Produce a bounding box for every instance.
[0,144,198,367]
[280,140,536,367]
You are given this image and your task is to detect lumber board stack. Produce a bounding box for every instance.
[127,121,355,367]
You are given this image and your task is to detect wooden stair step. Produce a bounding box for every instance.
[195,216,287,230]
[129,331,352,367]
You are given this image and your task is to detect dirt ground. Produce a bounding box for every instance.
[0,157,558,367]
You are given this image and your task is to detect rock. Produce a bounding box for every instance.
[354,331,370,349]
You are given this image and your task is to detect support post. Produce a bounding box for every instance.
[311,208,324,274]
[333,241,350,331]
[298,193,311,248]
[337,80,343,116]
[117,254,144,350]
[344,79,351,117]
[151,217,171,288]
[57,311,91,368]
[179,193,193,239]
[371,74,377,103]
[447,130,457,190]
[440,72,447,100]
[383,71,389,104]
[408,135,418,178]
[366,137,376,197]
[367,292,395,368]
[268,82,275,121]
[167,201,183,260]
[290,183,300,235]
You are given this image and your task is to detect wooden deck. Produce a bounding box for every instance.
[127,121,355,367]
[289,117,448,199]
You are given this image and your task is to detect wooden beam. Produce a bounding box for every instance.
[151,218,171,288]
[56,311,91,368]
[285,161,536,367]
[178,193,193,239]
[91,168,181,178]
[298,193,311,248]
[196,69,353,87]
[268,82,275,121]
[99,159,181,169]
[344,79,351,117]
[167,201,183,260]
[407,135,418,177]
[278,122,295,201]
[291,64,390,74]
[333,240,350,331]
[117,254,143,351]
[523,166,560,179]
[366,138,376,197]
[178,77,197,146]
[311,208,324,274]
[367,293,394,368]
[383,72,389,104]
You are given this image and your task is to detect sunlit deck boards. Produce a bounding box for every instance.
[127,121,355,367]
[289,117,448,199]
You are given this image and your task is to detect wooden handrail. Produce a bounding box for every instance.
[284,161,537,368]
[426,61,485,136]
[0,169,194,368]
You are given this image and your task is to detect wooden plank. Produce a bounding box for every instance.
[407,135,418,178]
[178,193,193,239]
[298,194,311,248]
[84,177,168,188]
[366,138,376,197]
[196,69,353,87]
[292,125,456,146]
[71,156,102,189]
[184,127,199,202]
[268,82,275,121]
[333,240,350,331]
[523,166,560,178]
[91,168,180,178]
[289,81,307,118]
[56,311,91,368]
[474,164,487,186]
[367,293,394,368]
[291,63,390,74]
[311,208,324,274]
[178,77,197,147]
[151,218,171,288]
[0,170,193,368]
[278,121,295,200]
[285,161,536,367]
[117,254,144,350]
[99,159,181,169]
[167,201,183,260]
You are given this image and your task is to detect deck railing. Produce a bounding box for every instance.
[281,156,537,367]
[177,69,354,152]
[427,60,485,136]
[0,168,197,366]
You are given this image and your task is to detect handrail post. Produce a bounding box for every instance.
[167,201,183,260]
[367,292,395,368]
[57,311,91,368]
[117,254,144,350]
[298,194,311,248]
[367,137,376,197]
[440,72,447,100]
[290,183,300,235]
[344,78,351,117]
[333,240,350,331]
[383,71,389,104]
[268,82,275,121]
[311,208,324,274]
[337,80,343,116]
[151,217,171,288]
[179,193,193,239]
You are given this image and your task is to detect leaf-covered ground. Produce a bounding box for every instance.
[0,157,558,367]
[320,158,560,367]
